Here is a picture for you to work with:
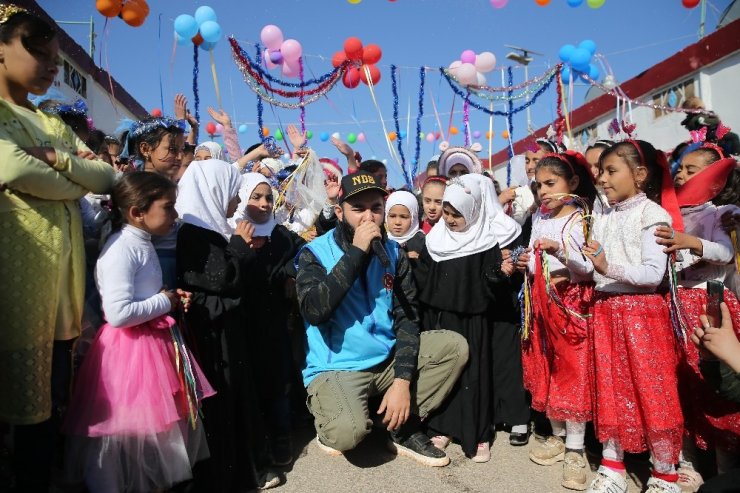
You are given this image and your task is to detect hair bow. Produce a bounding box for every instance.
[689,126,707,144]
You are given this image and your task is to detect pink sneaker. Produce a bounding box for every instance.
[430,435,451,450]
[471,442,491,463]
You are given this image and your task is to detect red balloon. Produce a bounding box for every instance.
[332,51,347,68]
[343,67,362,89]
[343,37,364,61]
[362,44,382,65]
[150,108,162,117]
[359,64,381,85]
[206,122,217,135]
[682,0,700,7]
[191,33,204,46]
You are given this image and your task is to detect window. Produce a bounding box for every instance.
[652,79,695,118]
[63,59,87,98]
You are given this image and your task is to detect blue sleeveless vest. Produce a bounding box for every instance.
[301,230,399,386]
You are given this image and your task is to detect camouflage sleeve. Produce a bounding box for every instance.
[296,245,365,326]
[392,250,421,382]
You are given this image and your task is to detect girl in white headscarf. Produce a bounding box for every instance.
[194,141,225,162]
[385,191,425,262]
[416,174,506,463]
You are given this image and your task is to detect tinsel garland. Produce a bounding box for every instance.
[193,44,200,123]
[506,67,514,186]
[555,67,566,145]
[463,92,471,147]
[412,67,426,179]
[443,66,558,102]
[257,94,264,140]
[390,65,410,188]
[469,65,560,93]
[299,57,306,132]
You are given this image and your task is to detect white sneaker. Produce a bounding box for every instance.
[645,476,682,493]
[314,435,343,457]
[529,435,566,466]
[586,465,628,493]
[430,435,451,450]
[676,467,703,493]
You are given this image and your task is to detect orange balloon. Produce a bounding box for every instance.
[534,0,551,5]
[262,127,270,137]
[388,131,397,141]
[96,0,122,18]
[501,130,510,139]
[120,0,146,27]
[449,126,459,135]
[485,130,493,139]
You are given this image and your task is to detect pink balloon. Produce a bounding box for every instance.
[215,123,224,134]
[456,63,477,85]
[282,60,300,78]
[460,50,476,64]
[260,25,283,51]
[476,72,487,86]
[475,52,497,73]
[357,132,366,142]
[281,39,302,62]
[263,49,277,69]
[490,0,508,7]
[425,133,435,143]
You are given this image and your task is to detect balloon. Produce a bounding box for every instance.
[121,0,147,27]
[535,0,551,4]
[306,130,313,139]
[448,60,462,77]
[357,132,366,142]
[174,14,198,38]
[347,0,362,3]
[399,130,407,139]
[435,132,442,140]
[332,132,341,140]
[191,33,204,47]
[362,44,382,65]
[344,37,364,61]
[175,33,190,46]
[473,130,481,139]
[456,63,477,85]
[485,130,493,139]
[260,25,284,51]
[206,122,216,135]
[96,0,122,18]
[150,108,162,117]
[319,132,330,142]
[194,6,217,25]
[460,50,476,64]
[199,41,216,52]
[343,67,362,89]
[558,44,575,63]
[682,0,700,7]
[569,48,591,72]
[268,49,283,65]
[425,133,435,143]
[238,124,248,134]
[275,129,284,141]
[419,132,425,139]
[262,127,270,137]
[490,0,508,8]
[567,0,583,6]
[578,39,597,56]
[474,52,496,73]
[476,72,487,86]
[214,124,224,135]
[388,131,397,141]
[561,66,572,82]
[347,133,357,144]
[502,130,510,139]
[449,126,459,135]
[282,60,300,78]
[587,0,606,7]
[332,51,347,68]
[281,39,302,62]
[199,20,221,43]
[359,64,381,85]
[587,63,600,81]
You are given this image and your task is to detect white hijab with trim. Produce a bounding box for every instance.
[385,190,420,246]
[465,173,522,248]
[176,159,241,239]
[194,141,225,161]
[229,172,277,237]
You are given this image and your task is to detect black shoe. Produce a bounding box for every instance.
[270,434,293,466]
[509,430,531,446]
[388,431,450,467]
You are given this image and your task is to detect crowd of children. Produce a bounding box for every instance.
[0,4,739,493]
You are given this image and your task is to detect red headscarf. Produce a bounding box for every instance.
[675,157,736,208]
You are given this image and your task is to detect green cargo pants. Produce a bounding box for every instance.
[305,330,469,452]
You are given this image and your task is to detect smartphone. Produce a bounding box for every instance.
[706,280,724,328]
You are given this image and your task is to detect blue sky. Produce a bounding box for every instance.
[39,0,732,186]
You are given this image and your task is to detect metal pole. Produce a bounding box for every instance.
[55,19,95,58]
[524,63,532,134]
[699,0,707,39]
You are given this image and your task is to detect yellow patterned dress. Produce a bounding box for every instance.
[0,99,115,425]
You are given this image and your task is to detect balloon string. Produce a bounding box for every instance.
[209,49,223,109]
[365,65,402,173]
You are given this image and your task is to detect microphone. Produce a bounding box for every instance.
[371,238,390,268]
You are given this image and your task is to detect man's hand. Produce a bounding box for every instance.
[378,379,411,431]
[352,221,381,253]
[207,107,232,128]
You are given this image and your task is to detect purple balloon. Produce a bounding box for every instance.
[269,50,284,64]
[460,50,476,64]
[473,130,481,139]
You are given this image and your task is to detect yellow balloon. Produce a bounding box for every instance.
[347,0,362,3]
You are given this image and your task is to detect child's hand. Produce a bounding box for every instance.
[162,289,180,311]
[324,175,341,202]
[501,257,515,277]
[286,123,306,150]
[207,107,232,128]
[331,136,354,157]
[407,251,420,260]
[235,220,256,246]
[534,238,560,255]
[499,186,517,205]
[22,146,56,166]
[76,149,98,160]
[583,240,608,275]
[174,93,188,120]
[176,289,192,313]
[654,225,703,255]
[515,248,531,273]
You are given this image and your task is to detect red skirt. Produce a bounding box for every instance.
[522,271,593,423]
[590,292,683,464]
[673,287,740,453]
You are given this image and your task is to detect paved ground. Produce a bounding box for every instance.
[273,425,650,493]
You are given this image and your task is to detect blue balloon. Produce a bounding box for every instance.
[399,130,407,139]
[558,44,576,63]
[578,39,597,56]
[199,20,222,43]
[567,0,584,6]
[199,41,216,52]
[194,6,217,25]
[174,14,198,39]
[319,132,330,142]
[569,48,591,72]
[175,33,190,46]
[588,63,600,81]
[561,66,572,82]
[238,124,248,134]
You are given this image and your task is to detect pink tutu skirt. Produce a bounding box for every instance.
[64,315,215,492]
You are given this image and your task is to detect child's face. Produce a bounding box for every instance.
[387,204,413,238]
[598,154,645,205]
[447,164,469,178]
[0,35,59,96]
[247,183,273,224]
[674,151,710,187]
[226,195,240,219]
[442,203,467,232]
[133,189,178,236]
[585,147,604,182]
[422,183,445,223]
[194,149,212,161]
[143,133,184,181]
[534,167,578,211]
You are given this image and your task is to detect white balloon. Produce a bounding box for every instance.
[475,52,497,73]
[476,72,487,86]
[456,63,477,85]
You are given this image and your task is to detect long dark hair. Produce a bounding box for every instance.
[110,171,176,230]
[536,153,598,208]
[599,140,663,204]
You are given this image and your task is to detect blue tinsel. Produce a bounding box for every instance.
[390,65,411,189]
[413,67,426,180]
[193,44,200,124]
[506,67,514,187]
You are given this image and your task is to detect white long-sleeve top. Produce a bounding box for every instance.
[95,224,171,327]
[592,193,671,293]
[675,202,738,286]
[527,208,594,283]
[510,185,535,226]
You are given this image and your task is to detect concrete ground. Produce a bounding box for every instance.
[272,425,649,493]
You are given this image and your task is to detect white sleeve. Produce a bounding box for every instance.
[698,207,736,265]
[511,186,534,225]
[97,242,171,328]
[605,225,668,288]
[558,216,594,277]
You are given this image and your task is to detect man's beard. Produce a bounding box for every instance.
[338,218,387,246]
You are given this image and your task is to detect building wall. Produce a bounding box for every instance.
[701,52,740,131]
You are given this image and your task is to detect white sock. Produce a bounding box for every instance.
[602,438,624,463]
[565,421,585,450]
[652,459,676,476]
[550,419,566,437]
[511,424,528,434]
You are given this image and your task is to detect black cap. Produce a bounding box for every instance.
[339,171,387,204]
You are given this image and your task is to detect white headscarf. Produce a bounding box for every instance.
[194,141,225,161]
[426,175,499,262]
[465,173,522,247]
[228,172,277,237]
[385,191,420,246]
[176,159,241,239]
